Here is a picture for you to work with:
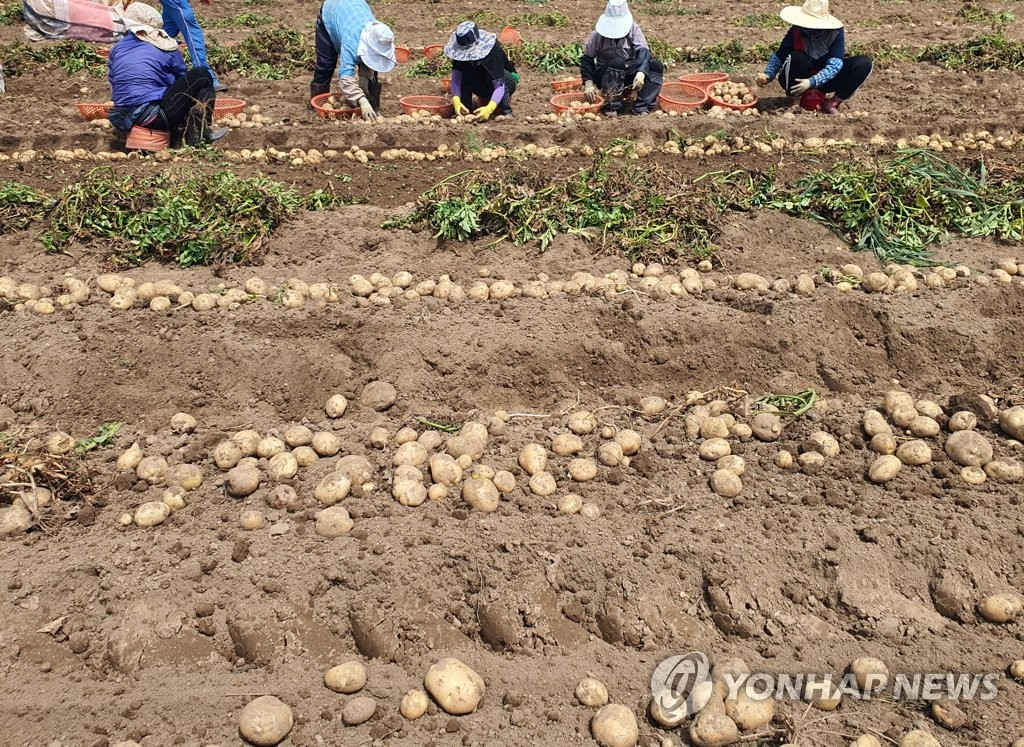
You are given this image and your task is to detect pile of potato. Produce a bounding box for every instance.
[709,81,756,106]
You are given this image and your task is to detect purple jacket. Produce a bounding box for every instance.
[108,34,187,107]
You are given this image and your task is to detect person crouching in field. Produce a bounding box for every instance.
[580,0,663,116]
[445,22,519,120]
[107,3,226,146]
[756,0,871,113]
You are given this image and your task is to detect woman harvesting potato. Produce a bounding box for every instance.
[756,0,871,113]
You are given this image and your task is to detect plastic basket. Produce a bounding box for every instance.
[657,82,707,113]
[125,126,169,151]
[707,83,758,111]
[424,43,445,60]
[76,102,112,121]
[498,26,522,46]
[679,71,730,91]
[213,97,246,119]
[395,45,411,63]
[550,77,583,92]
[550,91,603,114]
[310,93,360,119]
[399,95,453,117]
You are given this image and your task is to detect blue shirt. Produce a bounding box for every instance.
[319,0,376,78]
[108,34,187,108]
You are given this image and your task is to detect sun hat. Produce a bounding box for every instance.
[120,2,178,52]
[595,0,634,40]
[357,21,397,73]
[444,21,497,62]
[779,0,843,29]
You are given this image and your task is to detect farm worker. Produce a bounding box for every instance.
[159,0,224,91]
[580,0,663,116]
[444,21,519,121]
[107,3,227,146]
[756,0,872,113]
[309,0,397,120]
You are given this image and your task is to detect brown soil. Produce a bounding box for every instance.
[2,0,1024,746]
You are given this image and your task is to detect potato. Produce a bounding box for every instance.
[233,430,261,456]
[394,441,428,467]
[896,440,932,466]
[948,411,977,432]
[268,452,298,481]
[191,292,217,311]
[862,409,891,437]
[427,484,448,501]
[338,455,374,485]
[134,501,170,527]
[238,695,293,746]
[313,504,353,536]
[518,443,548,475]
[568,410,597,435]
[580,502,601,519]
[869,433,897,455]
[360,380,397,411]
[774,450,793,468]
[1001,406,1024,440]
[891,406,918,428]
[900,730,941,747]
[751,412,782,441]
[868,455,902,483]
[424,657,485,715]
[698,438,730,461]
[615,429,641,455]
[395,427,418,445]
[798,451,825,474]
[311,432,342,457]
[368,427,389,449]
[717,455,745,475]
[463,477,499,512]
[0,504,33,536]
[724,687,773,731]
[46,431,75,455]
[558,493,583,514]
[591,703,639,747]
[730,422,753,440]
[213,440,243,470]
[342,696,376,726]
[1010,660,1024,683]
[227,465,261,497]
[529,472,557,496]
[804,680,841,710]
[418,430,444,450]
[807,431,840,457]
[315,471,351,505]
[552,433,584,456]
[850,736,882,747]
[700,417,729,439]
[446,422,488,459]
[255,436,283,459]
[884,390,915,415]
[493,470,516,493]
[324,661,366,694]
[961,466,987,485]
[710,469,742,497]
[266,484,300,511]
[136,455,168,484]
[393,473,427,506]
[945,430,993,466]
[915,400,943,419]
[117,442,144,470]
[850,657,889,691]
[240,509,266,530]
[984,459,1023,483]
[688,710,739,747]
[598,441,624,467]
[930,699,966,730]
[429,453,462,486]
[283,425,313,448]
[170,412,197,434]
[978,592,1023,623]
[169,463,203,490]
[159,485,185,511]
[96,273,122,293]
[292,446,318,468]
[325,394,349,418]
[575,677,608,707]
[640,396,667,417]
[400,689,429,720]
[908,416,940,438]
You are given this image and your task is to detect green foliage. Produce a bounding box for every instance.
[509,40,583,73]
[74,423,122,454]
[206,28,313,79]
[0,40,106,77]
[955,2,1015,29]
[769,150,1024,265]
[0,0,21,24]
[405,55,450,78]
[735,12,784,28]
[755,389,817,417]
[207,11,273,28]
[40,169,338,266]
[515,10,568,27]
[0,182,49,233]
[919,33,1024,70]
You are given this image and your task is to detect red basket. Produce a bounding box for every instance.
[395,45,411,63]
[439,77,451,93]
[310,93,360,119]
[498,26,522,46]
[550,91,603,114]
[657,82,707,113]
[96,47,110,59]
[399,95,453,117]
[424,43,445,60]
[550,77,583,92]
[213,97,246,119]
[679,72,730,91]
[125,126,169,151]
[707,83,758,111]
[77,102,112,121]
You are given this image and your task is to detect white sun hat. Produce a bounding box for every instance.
[119,2,178,52]
[357,21,397,73]
[595,0,634,40]
[780,0,843,29]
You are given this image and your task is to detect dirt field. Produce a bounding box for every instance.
[2,0,1024,745]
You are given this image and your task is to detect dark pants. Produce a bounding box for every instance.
[589,60,663,114]
[149,68,215,147]
[458,69,517,114]
[779,52,872,100]
[310,12,380,107]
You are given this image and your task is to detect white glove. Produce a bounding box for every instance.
[584,80,598,103]
[756,73,770,86]
[632,71,645,91]
[789,78,812,95]
[358,96,379,121]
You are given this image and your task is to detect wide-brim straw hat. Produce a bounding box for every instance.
[357,21,397,73]
[595,0,634,39]
[444,21,497,62]
[780,0,843,29]
[120,2,178,51]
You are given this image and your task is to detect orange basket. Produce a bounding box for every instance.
[213,97,246,119]
[96,47,110,58]
[550,91,603,114]
[125,126,169,151]
[310,93,360,119]
[679,71,730,91]
[707,83,758,111]
[657,82,707,113]
[440,76,451,93]
[395,45,411,63]
[424,43,445,60]
[399,95,453,117]
[76,102,112,121]
[550,77,583,92]
[498,26,522,47]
